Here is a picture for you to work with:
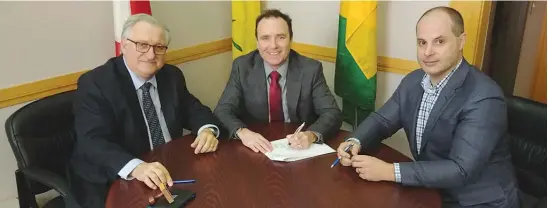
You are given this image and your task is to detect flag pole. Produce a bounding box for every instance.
[353,107,358,130]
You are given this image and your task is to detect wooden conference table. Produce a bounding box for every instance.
[106,122,441,208]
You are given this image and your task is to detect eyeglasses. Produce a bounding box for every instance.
[126,38,168,55]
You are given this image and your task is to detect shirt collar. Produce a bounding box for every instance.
[264,59,289,79]
[421,58,462,93]
[123,56,157,90]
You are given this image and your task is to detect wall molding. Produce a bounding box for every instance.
[0,2,492,110]
[0,38,419,109]
[0,71,84,109]
[291,42,420,74]
[291,42,337,62]
[165,38,232,65]
[0,39,232,109]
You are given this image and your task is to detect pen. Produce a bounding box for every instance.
[330,143,354,168]
[288,122,306,145]
[173,179,196,184]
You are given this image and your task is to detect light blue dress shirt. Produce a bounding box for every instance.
[118,57,219,180]
[263,61,323,142]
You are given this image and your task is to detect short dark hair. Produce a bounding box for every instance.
[418,6,464,36]
[255,9,293,39]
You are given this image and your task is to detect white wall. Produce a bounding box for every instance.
[150,1,232,50]
[0,1,114,89]
[377,1,450,60]
[265,1,450,158]
[177,52,233,109]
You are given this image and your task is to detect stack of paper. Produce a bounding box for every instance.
[264,138,336,162]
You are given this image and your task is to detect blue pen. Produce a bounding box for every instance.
[330,143,354,168]
[173,179,196,184]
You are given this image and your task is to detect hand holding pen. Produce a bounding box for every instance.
[287,122,316,149]
[287,122,305,145]
[333,141,361,167]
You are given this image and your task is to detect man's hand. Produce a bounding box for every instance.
[130,162,173,189]
[336,141,361,166]
[286,131,316,149]
[237,128,273,153]
[351,155,395,182]
[190,128,219,154]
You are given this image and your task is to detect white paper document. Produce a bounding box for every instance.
[264,138,336,162]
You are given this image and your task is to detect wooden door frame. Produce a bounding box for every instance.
[450,1,493,69]
[531,13,547,103]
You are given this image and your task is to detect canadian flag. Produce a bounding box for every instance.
[112,0,152,56]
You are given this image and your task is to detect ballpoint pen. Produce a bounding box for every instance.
[330,143,354,168]
[288,122,306,146]
[173,179,196,184]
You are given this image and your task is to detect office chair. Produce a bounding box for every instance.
[5,90,76,208]
[507,95,547,208]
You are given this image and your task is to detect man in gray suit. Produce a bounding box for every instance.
[336,6,519,208]
[215,9,342,153]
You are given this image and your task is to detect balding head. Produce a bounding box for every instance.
[418,6,464,37]
[415,6,466,84]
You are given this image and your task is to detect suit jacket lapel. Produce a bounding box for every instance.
[114,57,150,153]
[155,69,176,137]
[408,79,424,159]
[249,55,269,121]
[286,52,302,122]
[419,59,470,154]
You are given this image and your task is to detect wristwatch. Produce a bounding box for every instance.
[206,127,219,137]
[233,127,243,140]
[312,132,324,144]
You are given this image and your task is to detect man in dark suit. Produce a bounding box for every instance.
[336,7,519,208]
[66,14,223,208]
[214,9,342,153]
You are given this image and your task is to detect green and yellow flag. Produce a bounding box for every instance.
[231,1,261,60]
[334,1,377,126]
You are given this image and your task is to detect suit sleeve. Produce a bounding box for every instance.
[307,63,343,140]
[213,60,247,137]
[176,70,224,137]
[351,80,403,150]
[398,92,507,188]
[73,74,136,181]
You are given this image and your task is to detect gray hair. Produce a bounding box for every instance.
[121,13,171,45]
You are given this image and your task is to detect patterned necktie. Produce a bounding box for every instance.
[141,82,165,148]
[269,71,283,122]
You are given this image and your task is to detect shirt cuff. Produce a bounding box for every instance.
[394,163,402,183]
[345,137,361,145]
[309,131,324,143]
[118,158,144,180]
[198,124,219,138]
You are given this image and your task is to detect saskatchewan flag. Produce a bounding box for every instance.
[232,1,261,60]
[334,1,378,127]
